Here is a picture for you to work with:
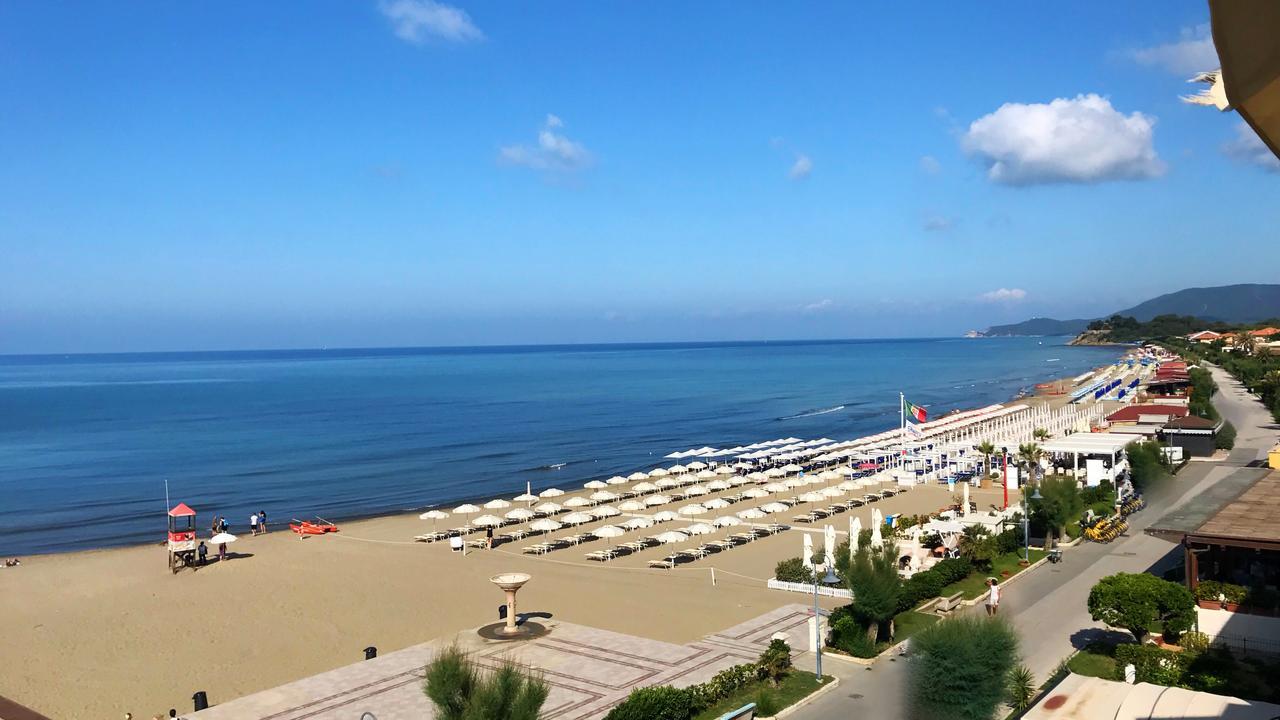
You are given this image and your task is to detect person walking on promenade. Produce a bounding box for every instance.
[985,578,1001,616]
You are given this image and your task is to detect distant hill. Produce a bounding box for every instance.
[982,317,1092,337]
[979,283,1280,337]
[1111,284,1280,323]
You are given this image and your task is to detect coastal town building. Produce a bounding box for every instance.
[1187,330,1225,343]
[1104,404,1189,427]
[1158,415,1224,458]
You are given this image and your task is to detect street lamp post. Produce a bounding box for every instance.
[1001,446,1009,509]
[1022,486,1043,563]
[812,558,839,683]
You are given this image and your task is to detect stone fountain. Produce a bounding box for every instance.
[490,572,532,637]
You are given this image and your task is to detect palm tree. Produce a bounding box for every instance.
[976,441,996,486]
[1033,427,1050,442]
[1017,442,1043,487]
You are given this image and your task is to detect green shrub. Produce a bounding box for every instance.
[757,639,792,687]
[994,527,1020,555]
[603,685,695,720]
[1088,573,1196,642]
[829,611,876,658]
[1006,665,1036,712]
[1080,481,1115,506]
[423,644,548,720]
[774,557,814,583]
[753,688,780,717]
[897,558,974,613]
[1127,441,1171,490]
[1114,644,1191,687]
[1216,421,1236,450]
[1180,630,1211,653]
[957,526,998,569]
[1196,580,1246,604]
[909,617,1019,720]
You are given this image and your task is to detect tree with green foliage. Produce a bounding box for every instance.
[977,441,996,481]
[1033,474,1083,548]
[957,525,998,570]
[1033,427,1050,442]
[425,645,549,720]
[757,639,792,687]
[1087,573,1196,643]
[909,616,1020,720]
[1126,440,1170,490]
[845,543,903,644]
[1017,442,1043,486]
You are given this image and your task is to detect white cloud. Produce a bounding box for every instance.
[379,0,483,44]
[922,215,954,232]
[499,116,593,173]
[802,299,834,313]
[1130,24,1219,75]
[962,94,1165,186]
[919,155,941,175]
[789,154,813,180]
[1222,121,1280,172]
[980,288,1027,303]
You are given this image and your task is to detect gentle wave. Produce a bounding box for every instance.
[779,405,845,420]
[0,378,238,390]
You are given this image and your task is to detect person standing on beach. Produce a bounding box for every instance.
[249,512,259,536]
[258,510,268,534]
[197,541,207,566]
[485,525,494,549]
[219,516,228,533]
[217,541,227,562]
[985,578,1000,616]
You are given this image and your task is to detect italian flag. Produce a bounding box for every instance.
[904,399,927,423]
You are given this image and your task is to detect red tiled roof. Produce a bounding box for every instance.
[1106,405,1190,423]
[1187,331,1223,340]
[1249,327,1280,337]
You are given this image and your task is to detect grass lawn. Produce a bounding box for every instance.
[1066,642,1118,679]
[940,550,1049,600]
[692,671,831,720]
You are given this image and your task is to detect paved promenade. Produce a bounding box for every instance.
[190,604,813,720]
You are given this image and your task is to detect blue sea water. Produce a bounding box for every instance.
[0,338,1120,555]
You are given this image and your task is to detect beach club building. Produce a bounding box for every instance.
[1104,404,1188,428]
[1158,415,1224,458]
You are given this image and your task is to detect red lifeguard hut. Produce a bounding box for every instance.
[168,502,198,573]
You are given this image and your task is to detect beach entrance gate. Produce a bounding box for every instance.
[168,502,197,573]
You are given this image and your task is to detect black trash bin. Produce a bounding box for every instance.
[498,604,508,620]
[364,646,378,660]
[192,691,209,711]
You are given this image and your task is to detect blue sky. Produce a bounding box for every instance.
[2,1,1277,353]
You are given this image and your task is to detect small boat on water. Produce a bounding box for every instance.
[290,518,339,536]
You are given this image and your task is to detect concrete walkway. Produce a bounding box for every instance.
[788,365,1279,720]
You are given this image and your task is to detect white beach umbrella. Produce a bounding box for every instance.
[655,478,680,490]
[622,516,653,530]
[686,461,708,470]
[590,490,619,502]
[803,475,824,486]
[633,481,659,493]
[798,491,825,503]
[838,480,859,491]
[619,500,646,512]
[453,503,480,515]
[538,488,565,498]
[783,463,804,474]
[763,482,788,493]
[562,512,593,525]
[563,496,591,508]
[644,494,673,506]
[652,510,679,522]
[678,503,708,516]
[649,467,670,477]
[655,531,689,544]
[473,515,502,527]
[743,487,769,499]
[715,465,734,474]
[713,515,742,528]
[419,509,449,521]
[669,464,688,474]
[706,479,731,491]
[483,498,511,510]
[703,498,730,509]
[760,502,790,514]
[824,524,837,568]
[606,476,629,485]
[747,472,768,482]
[684,484,709,496]
[764,468,786,478]
[593,525,626,539]
[849,516,862,555]
[737,508,766,519]
[210,532,237,545]
[803,534,814,569]
[683,523,715,536]
[821,486,846,498]
[514,492,538,503]
[530,518,562,533]
[591,505,621,518]
[534,501,563,514]
[870,508,884,548]
[784,478,805,489]
[819,470,842,482]
[505,508,535,521]
[695,469,717,479]
[725,475,748,486]
[627,472,649,481]
[584,480,608,490]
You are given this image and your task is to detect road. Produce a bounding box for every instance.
[787,365,1277,720]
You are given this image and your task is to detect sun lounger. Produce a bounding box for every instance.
[863,494,880,503]
[522,543,552,555]
[585,550,616,562]
[414,531,446,543]
[647,558,675,569]
[792,514,815,524]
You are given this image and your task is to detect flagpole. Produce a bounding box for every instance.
[899,392,906,462]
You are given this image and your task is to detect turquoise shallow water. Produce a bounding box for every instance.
[0,338,1120,554]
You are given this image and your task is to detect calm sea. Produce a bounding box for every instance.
[0,338,1120,555]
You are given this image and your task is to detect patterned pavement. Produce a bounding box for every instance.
[189,604,815,720]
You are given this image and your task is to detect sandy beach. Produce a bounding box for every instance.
[0,478,1011,719]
